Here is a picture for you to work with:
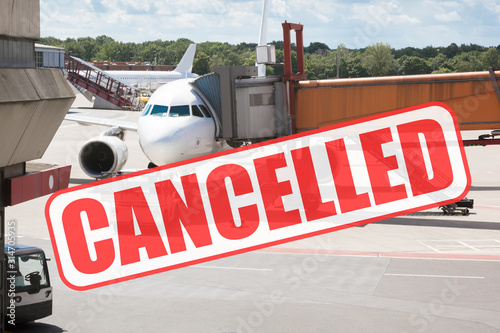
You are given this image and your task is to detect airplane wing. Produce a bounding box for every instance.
[65,112,138,131]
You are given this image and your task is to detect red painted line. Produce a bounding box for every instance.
[475,205,500,211]
[258,247,500,261]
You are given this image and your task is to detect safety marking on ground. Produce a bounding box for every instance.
[258,247,500,261]
[417,239,500,253]
[384,273,485,279]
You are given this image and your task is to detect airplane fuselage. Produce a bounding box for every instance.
[137,79,223,166]
[105,44,199,89]
[106,71,199,88]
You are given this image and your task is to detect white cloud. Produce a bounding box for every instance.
[270,0,287,18]
[461,0,482,6]
[38,0,500,49]
[350,1,419,25]
[153,0,231,16]
[476,0,500,23]
[390,14,420,24]
[422,0,463,17]
[434,10,461,22]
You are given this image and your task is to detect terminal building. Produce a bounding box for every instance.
[35,43,65,69]
[0,1,74,330]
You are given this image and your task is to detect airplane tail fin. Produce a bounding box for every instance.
[174,44,197,74]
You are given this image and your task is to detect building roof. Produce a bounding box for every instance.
[35,43,65,51]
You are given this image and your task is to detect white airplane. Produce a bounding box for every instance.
[138,79,224,166]
[65,0,269,178]
[105,44,198,89]
[66,78,225,178]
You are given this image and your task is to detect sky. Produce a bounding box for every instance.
[40,0,500,49]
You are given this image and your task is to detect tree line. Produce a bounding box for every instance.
[39,36,500,80]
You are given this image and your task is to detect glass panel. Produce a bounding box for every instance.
[150,105,169,117]
[14,252,49,293]
[250,93,275,106]
[192,105,205,118]
[141,104,152,116]
[199,105,212,118]
[169,105,190,117]
[35,52,43,68]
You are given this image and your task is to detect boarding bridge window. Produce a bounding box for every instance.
[199,105,212,118]
[192,105,205,118]
[150,105,169,117]
[169,105,190,117]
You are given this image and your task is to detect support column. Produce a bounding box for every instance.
[282,21,307,135]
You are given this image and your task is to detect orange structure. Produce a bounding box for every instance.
[294,70,500,133]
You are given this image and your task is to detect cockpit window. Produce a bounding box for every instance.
[150,105,169,117]
[199,105,212,118]
[192,105,204,118]
[141,104,152,116]
[169,105,190,117]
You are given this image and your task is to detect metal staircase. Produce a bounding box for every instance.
[66,56,144,109]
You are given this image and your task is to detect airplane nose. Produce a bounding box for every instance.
[138,118,188,166]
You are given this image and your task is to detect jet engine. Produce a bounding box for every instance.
[79,135,128,178]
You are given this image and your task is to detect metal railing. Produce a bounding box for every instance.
[66,56,144,110]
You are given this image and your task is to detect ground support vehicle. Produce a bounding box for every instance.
[440,197,474,215]
[4,244,52,324]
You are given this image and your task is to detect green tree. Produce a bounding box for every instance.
[93,41,121,61]
[362,43,397,76]
[64,38,84,58]
[38,36,63,46]
[166,39,195,64]
[482,47,499,68]
[420,46,438,59]
[241,52,256,67]
[398,55,431,75]
[342,53,368,78]
[119,42,138,62]
[449,51,483,72]
[428,53,455,73]
[193,52,211,75]
[270,40,284,50]
[271,40,295,51]
[95,35,115,46]
[432,67,453,74]
[209,55,226,70]
[138,43,164,64]
[394,46,418,59]
[459,43,486,53]
[236,42,257,52]
[305,42,330,54]
[443,43,460,58]
[305,52,335,79]
[76,37,98,61]
[36,34,500,78]
[273,49,284,76]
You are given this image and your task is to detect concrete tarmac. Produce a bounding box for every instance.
[4,97,500,332]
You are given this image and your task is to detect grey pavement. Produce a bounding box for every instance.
[4,95,500,332]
